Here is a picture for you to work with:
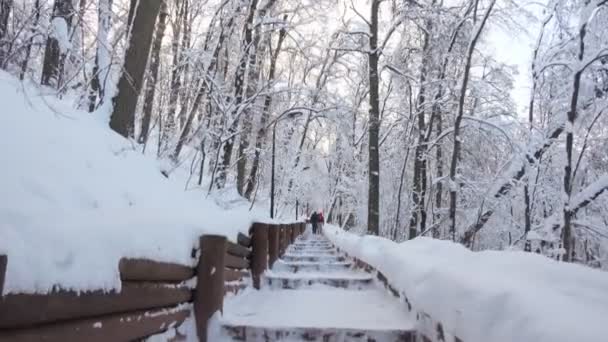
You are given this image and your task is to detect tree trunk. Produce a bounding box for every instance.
[244,20,288,200]
[19,0,41,79]
[138,0,168,145]
[448,0,495,241]
[562,21,587,262]
[41,0,74,88]
[236,0,278,195]
[161,0,185,151]
[367,0,380,236]
[433,101,443,238]
[409,25,431,240]
[0,0,13,68]
[109,0,162,138]
[215,0,259,189]
[88,0,113,112]
[170,7,237,162]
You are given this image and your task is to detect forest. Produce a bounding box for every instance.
[1,0,607,268]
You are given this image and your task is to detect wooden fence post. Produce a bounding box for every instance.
[280,226,287,256]
[251,223,268,290]
[0,255,6,296]
[194,235,226,342]
[290,224,296,243]
[268,225,279,269]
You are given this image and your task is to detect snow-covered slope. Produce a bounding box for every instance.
[0,72,268,295]
[325,225,608,342]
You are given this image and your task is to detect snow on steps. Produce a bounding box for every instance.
[220,235,415,341]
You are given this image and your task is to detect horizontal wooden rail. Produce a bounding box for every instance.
[237,233,251,248]
[0,305,190,342]
[0,282,191,329]
[0,221,305,342]
[119,258,194,283]
[226,241,251,259]
[224,254,249,270]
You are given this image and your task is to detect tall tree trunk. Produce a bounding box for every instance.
[409,25,431,240]
[215,0,259,189]
[177,0,191,130]
[41,0,74,88]
[0,0,13,68]
[236,0,279,195]
[161,0,185,151]
[244,19,288,200]
[367,0,380,236]
[448,0,495,241]
[170,5,237,162]
[138,0,168,145]
[562,20,588,262]
[88,0,113,112]
[20,0,41,79]
[524,9,551,251]
[433,101,443,238]
[109,0,162,138]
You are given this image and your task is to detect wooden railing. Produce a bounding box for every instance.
[343,252,463,342]
[0,222,306,342]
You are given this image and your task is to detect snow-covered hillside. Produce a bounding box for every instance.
[324,225,608,342]
[0,72,270,295]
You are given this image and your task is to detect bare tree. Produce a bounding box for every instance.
[41,0,74,88]
[448,0,495,241]
[138,0,169,145]
[367,0,381,236]
[109,0,162,138]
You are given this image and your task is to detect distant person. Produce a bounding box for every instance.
[310,211,319,234]
[318,211,325,234]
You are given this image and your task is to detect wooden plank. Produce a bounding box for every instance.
[0,282,192,329]
[237,233,251,248]
[0,306,191,342]
[224,269,248,283]
[226,241,251,259]
[119,258,194,283]
[0,255,6,297]
[224,254,249,270]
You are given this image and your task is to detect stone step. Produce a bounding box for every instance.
[281,254,345,262]
[273,260,352,272]
[221,289,416,342]
[222,325,415,341]
[289,245,335,251]
[291,244,334,249]
[264,271,374,289]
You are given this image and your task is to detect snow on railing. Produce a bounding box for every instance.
[0,222,305,342]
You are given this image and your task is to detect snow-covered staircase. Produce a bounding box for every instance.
[220,233,416,341]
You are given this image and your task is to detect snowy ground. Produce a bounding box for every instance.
[218,234,414,341]
[324,225,608,342]
[0,72,286,295]
[222,287,415,330]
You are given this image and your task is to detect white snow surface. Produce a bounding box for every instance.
[324,225,608,342]
[50,17,72,54]
[222,287,415,331]
[0,72,293,295]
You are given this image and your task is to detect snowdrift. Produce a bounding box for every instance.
[0,72,271,295]
[324,225,608,342]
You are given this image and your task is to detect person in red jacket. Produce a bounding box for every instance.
[318,211,325,234]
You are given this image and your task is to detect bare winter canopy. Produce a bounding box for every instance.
[2,0,607,267]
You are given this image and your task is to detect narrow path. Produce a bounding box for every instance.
[220,233,415,341]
